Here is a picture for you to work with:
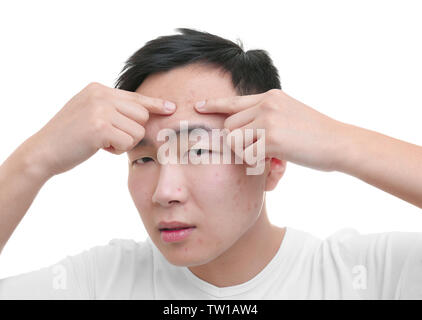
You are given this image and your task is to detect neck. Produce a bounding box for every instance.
[188,200,285,287]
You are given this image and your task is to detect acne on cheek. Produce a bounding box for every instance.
[231,175,263,212]
[247,200,260,211]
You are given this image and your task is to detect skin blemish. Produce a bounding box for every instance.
[177,187,181,192]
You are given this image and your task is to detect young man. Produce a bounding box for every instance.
[0,28,421,299]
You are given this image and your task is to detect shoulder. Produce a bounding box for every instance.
[61,237,153,276]
[321,228,422,298]
[322,228,422,256]
[66,238,155,299]
[85,238,153,264]
[292,227,422,276]
[285,227,422,256]
[314,228,422,265]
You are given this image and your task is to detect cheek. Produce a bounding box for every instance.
[189,165,264,224]
[128,172,154,212]
[187,165,240,205]
[230,174,265,230]
[221,165,265,208]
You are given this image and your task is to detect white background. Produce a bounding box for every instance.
[0,0,421,278]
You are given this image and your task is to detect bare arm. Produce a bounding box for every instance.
[0,137,52,253]
[336,123,422,209]
[0,82,175,254]
[195,89,422,209]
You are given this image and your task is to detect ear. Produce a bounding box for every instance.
[264,157,287,191]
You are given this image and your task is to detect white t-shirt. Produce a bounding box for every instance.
[1,227,422,299]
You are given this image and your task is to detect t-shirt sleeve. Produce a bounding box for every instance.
[331,229,422,299]
[0,251,94,299]
[0,239,135,299]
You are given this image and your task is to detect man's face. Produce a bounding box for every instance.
[127,63,269,267]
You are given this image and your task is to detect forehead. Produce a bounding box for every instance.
[136,62,237,102]
[135,63,237,142]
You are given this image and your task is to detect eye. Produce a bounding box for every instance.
[133,157,154,165]
[190,148,210,157]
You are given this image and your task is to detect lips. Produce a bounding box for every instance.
[158,221,196,231]
[158,221,196,243]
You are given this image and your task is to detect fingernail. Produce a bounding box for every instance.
[195,100,206,110]
[164,101,176,112]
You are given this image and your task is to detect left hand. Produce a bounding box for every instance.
[194,89,350,172]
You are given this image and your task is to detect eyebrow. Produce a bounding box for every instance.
[131,123,214,151]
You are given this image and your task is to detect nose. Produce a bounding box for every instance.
[152,164,188,207]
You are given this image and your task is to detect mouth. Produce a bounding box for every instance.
[158,220,195,230]
[158,222,196,243]
[160,227,196,243]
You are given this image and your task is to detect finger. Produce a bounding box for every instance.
[111,88,176,115]
[224,128,245,164]
[110,110,145,145]
[228,121,265,150]
[195,93,263,115]
[103,146,121,155]
[114,100,149,125]
[243,137,267,167]
[224,106,259,131]
[103,125,135,154]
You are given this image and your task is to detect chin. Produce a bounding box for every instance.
[163,253,207,267]
[161,248,218,267]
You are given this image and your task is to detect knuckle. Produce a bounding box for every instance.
[139,125,146,137]
[223,118,230,129]
[87,91,102,105]
[263,114,276,130]
[230,97,239,109]
[141,109,149,123]
[133,126,145,142]
[136,93,151,106]
[89,104,101,118]
[124,136,135,150]
[261,101,278,112]
[90,101,109,120]
[87,82,102,91]
[267,88,281,97]
[135,92,145,101]
[92,119,108,134]
[152,97,163,108]
[227,103,236,114]
[224,118,234,130]
[87,82,107,100]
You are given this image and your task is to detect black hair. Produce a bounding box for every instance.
[114,28,281,95]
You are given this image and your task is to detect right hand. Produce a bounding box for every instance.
[24,82,176,178]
